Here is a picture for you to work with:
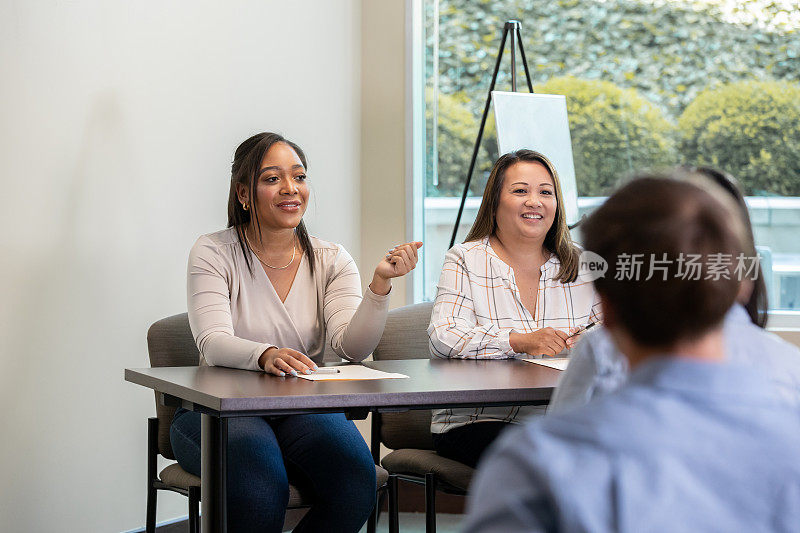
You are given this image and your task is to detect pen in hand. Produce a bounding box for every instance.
[569,322,597,338]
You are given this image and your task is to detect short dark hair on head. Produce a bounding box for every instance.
[583,176,744,347]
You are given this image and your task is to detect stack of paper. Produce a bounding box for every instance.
[519,357,570,371]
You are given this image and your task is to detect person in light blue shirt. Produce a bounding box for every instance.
[550,304,800,413]
[464,175,800,533]
[466,358,800,533]
[549,166,800,413]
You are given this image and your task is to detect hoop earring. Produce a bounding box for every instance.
[242,203,249,211]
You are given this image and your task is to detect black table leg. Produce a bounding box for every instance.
[388,474,399,533]
[425,472,437,533]
[201,414,227,533]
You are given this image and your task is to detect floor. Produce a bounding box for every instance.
[149,513,465,532]
[360,513,463,533]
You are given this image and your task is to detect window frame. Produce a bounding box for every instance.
[406,0,426,304]
[405,0,800,329]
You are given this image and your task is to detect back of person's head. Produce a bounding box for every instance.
[676,165,769,328]
[583,176,746,347]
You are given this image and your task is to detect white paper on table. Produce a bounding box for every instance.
[519,357,570,371]
[296,365,409,381]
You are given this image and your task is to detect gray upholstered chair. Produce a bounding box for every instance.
[145,313,201,533]
[145,313,388,533]
[372,301,474,533]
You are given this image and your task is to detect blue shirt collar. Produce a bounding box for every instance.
[629,356,775,402]
[725,303,751,325]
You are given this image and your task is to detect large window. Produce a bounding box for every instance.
[415,0,800,315]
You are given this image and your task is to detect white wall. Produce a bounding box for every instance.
[0,1,361,531]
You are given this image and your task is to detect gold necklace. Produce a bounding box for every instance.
[245,232,297,270]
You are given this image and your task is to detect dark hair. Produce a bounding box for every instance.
[680,165,768,328]
[464,149,580,283]
[227,132,315,275]
[583,176,745,347]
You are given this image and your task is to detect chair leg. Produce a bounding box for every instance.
[145,485,157,533]
[367,489,378,533]
[375,489,387,524]
[188,486,200,533]
[388,474,399,533]
[425,472,437,533]
[146,418,159,533]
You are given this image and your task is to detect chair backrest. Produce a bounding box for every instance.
[372,301,436,450]
[146,313,199,459]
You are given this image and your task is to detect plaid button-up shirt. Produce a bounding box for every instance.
[428,237,602,433]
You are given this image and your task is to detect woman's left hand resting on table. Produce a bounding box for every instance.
[369,241,424,295]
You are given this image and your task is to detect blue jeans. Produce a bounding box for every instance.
[170,408,376,532]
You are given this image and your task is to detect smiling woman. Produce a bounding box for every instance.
[229,135,315,279]
[171,132,423,532]
[426,149,602,468]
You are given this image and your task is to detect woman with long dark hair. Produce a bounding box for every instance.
[170,132,421,532]
[427,149,601,467]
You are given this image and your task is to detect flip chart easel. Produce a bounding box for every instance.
[448,20,581,248]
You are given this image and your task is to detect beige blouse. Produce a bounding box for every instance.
[187,227,390,370]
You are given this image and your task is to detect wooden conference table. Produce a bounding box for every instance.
[125,358,561,533]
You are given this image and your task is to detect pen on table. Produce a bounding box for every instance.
[313,367,340,374]
[569,322,598,338]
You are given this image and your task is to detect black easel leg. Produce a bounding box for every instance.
[509,22,517,91]
[449,21,535,248]
[516,27,534,92]
[450,25,510,248]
